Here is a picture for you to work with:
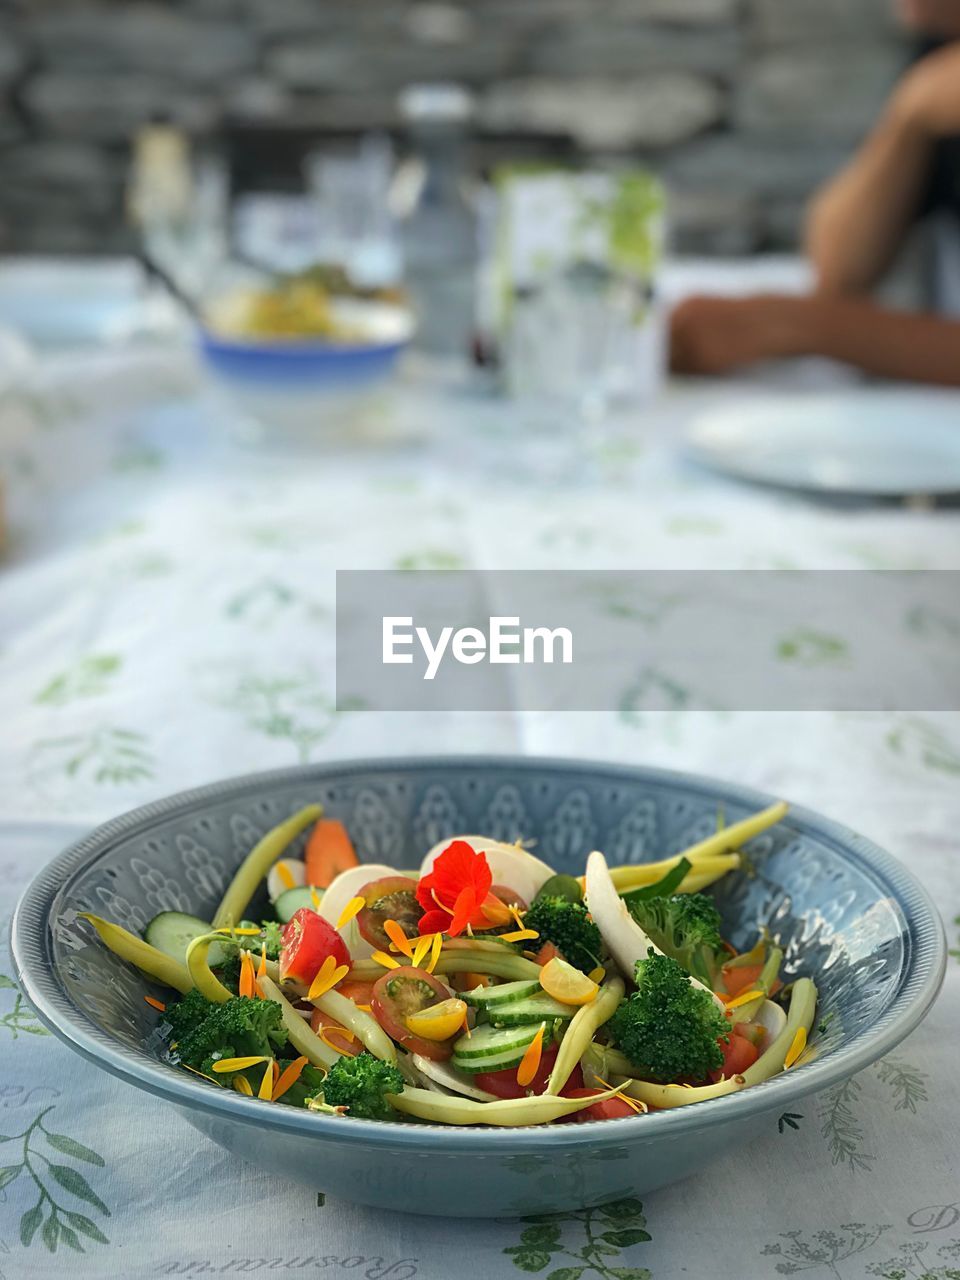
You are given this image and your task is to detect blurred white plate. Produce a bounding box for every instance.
[684,389,960,498]
[0,259,182,350]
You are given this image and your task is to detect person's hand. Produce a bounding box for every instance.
[896,0,960,37]
[669,294,811,376]
[890,43,960,136]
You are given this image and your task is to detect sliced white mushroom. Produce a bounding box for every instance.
[420,835,555,906]
[410,1054,498,1101]
[267,859,307,902]
[316,862,396,960]
[584,850,725,1012]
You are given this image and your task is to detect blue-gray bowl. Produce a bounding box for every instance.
[10,757,946,1217]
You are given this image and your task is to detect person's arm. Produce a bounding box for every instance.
[670,293,960,385]
[804,43,960,296]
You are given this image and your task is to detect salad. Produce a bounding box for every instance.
[83,800,818,1127]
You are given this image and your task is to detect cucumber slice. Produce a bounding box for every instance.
[275,886,321,923]
[451,1021,543,1061]
[488,995,575,1027]
[460,979,543,1010]
[144,911,227,967]
[452,1046,532,1074]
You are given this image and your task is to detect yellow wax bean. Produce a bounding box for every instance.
[80,914,191,994]
[309,988,396,1063]
[740,977,818,1086]
[257,974,340,1069]
[546,977,625,1095]
[618,1073,745,1109]
[185,934,234,1003]
[385,1084,626,1127]
[213,803,322,929]
[609,853,740,893]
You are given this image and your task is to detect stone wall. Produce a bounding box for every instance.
[0,0,908,255]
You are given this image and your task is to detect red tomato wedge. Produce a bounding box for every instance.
[371,966,455,1061]
[721,961,764,999]
[555,1088,640,1123]
[711,1031,761,1082]
[356,876,423,950]
[309,1008,360,1056]
[473,1047,584,1099]
[279,908,351,985]
[304,819,359,888]
[336,980,376,1006]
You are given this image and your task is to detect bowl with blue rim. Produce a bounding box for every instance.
[10,756,946,1217]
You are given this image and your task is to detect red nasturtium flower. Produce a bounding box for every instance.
[416,840,497,937]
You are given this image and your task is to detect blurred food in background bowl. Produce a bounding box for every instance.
[197,269,415,444]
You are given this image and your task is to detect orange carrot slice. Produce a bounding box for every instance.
[304,819,359,888]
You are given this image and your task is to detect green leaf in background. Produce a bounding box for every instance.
[597,1199,646,1221]
[522,1224,562,1249]
[504,1248,552,1272]
[65,1212,109,1245]
[776,629,848,667]
[547,1269,584,1280]
[0,1164,20,1193]
[601,1230,652,1248]
[34,654,122,706]
[48,1165,110,1215]
[45,1133,106,1166]
[20,1201,43,1247]
[0,974,15,989]
[41,1212,59,1252]
[57,1222,84,1253]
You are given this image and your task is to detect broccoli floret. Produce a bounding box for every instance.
[523,896,602,973]
[237,919,285,962]
[608,951,729,1083]
[319,1052,405,1121]
[166,992,288,1082]
[624,891,726,988]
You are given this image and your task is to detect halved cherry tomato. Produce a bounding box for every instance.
[405,997,467,1042]
[371,966,454,1061]
[474,1046,584,1099]
[540,956,599,1006]
[309,1008,360,1056]
[555,1088,640,1123]
[356,876,422,950]
[721,961,764,999]
[304,819,358,888]
[336,980,375,1006]
[711,1031,760,1082]
[279,908,351,985]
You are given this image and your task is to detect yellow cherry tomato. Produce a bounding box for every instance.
[404,997,468,1042]
[539,956,599,1006]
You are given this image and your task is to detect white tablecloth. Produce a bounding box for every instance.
[1,259,959,1280]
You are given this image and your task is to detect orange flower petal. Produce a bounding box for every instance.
[271,1055,309,1102]
[239,950,256,999]
[257,943,267,980]
[144,996,166,1012]
[500,928,539,943]
[308,956,350,1000]
[384,919,414,957]
[516,1024,545,1088]
[371,950,401,970]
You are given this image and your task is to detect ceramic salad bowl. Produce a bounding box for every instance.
[10,757,946,1217]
